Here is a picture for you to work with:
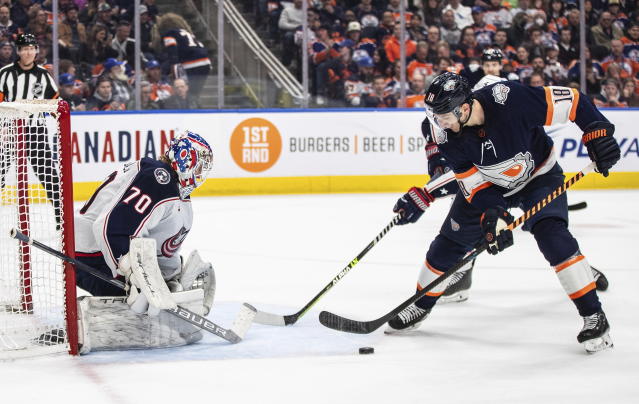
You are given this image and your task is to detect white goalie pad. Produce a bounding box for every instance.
[118,238,176,315]
[175,250,216,316]
[77,289,205,354]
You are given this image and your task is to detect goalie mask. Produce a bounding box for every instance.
[166,131,213,199]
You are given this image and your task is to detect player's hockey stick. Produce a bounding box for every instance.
[253,215,401,326]
[319,162,596,334]
[252,171,458,326]
[568,201,588,211]
[10,229,256,344]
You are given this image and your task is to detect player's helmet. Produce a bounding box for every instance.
[16,34,38,49]
[165,131,213,199]
[481,48,503,63]
[424,72,472,114]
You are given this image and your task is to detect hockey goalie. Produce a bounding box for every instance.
[67,131,215,353]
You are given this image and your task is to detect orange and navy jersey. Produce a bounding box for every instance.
[435,82,609,208]
[310,40,338,65]
[384,37,417,63]
[620,36,639,63]
[548,16,568,35]
[406,93,425,108]
[455,44,481,63]
[500,45,517,62]
[162,28,211,70]
[601,55,639,78]
[407,59,434,80]
[472,23,497,48]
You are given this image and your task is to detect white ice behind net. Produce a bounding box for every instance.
[0,100,69,358]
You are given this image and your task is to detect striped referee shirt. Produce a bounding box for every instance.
[0,62,58,102]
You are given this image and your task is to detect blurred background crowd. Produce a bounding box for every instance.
[1,0,637,110]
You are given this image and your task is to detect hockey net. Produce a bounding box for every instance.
[0,100,77,358]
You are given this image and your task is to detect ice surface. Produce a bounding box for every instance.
[1,190,637,403]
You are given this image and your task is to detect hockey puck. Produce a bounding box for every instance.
[359,347,374,355]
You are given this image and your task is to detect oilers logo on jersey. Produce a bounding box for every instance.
[477,152,535,190]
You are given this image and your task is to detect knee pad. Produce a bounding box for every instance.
[532,218,580,266]
[426,234,469,272]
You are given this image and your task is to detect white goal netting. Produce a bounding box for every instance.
[0,100,76,359]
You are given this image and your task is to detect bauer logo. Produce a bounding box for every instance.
[230,118,282,172]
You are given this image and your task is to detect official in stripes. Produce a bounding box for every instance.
[0,33,62,224]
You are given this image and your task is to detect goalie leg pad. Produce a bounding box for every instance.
[77,289,205,354]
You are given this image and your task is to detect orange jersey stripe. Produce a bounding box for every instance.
[555,254,585,272]
[569,88,579,121]
[466,181,492,203]
[568,282,596,299]
[455,166,479,179]
[544,87,554,126]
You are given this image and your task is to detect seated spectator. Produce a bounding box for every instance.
[352,0,377,21]
[101,57,132,105]
[594,78,627,107]
[59,5,86,64]
[137,80,161,110]
[471,7,497,48]
[493,28,516,61]
[28,9,50,43]
[621,78,639,106]
[82,24,118,66]
[407,13,427,42]
[145,59,173,103]
[544,45,568,85]
[139,5,155,54]
[384,24,416,63]
[528,71,546,86]
[10,0,34,30]
[607,0,628,31]
[558,28,578,67]
[162,78,200,109]
[591,11,623,52]
[406,72,426,108]
[567,47,603,96]
[601,39,639,78]
[513,46,533,80]
[111,21,135,67]
[0,41,13,68]
[440,9,461,46]
[93,2,117,34]
[422,0,442,27]
[0,4,18,40]
[362,74,396,108]
[547,0,568,36]
[484,0,512,29]
[455,26,481,64]
[620,22,639,63]
[407,41,434,80]
[443,0,473,30]
[87,77,126,111]
[344,54,374,107]
[278,0,303,67]
[58,73,86,111]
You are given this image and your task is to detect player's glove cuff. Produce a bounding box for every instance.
[393,186,434,225]
[480,207,514,255]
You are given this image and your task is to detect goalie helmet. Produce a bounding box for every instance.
[166,131,213,199]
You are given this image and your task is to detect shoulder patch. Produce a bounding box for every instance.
[492,83,510,105]
[154,168,171,185]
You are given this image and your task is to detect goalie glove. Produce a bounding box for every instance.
[480,207,514,255]
[167,250,216,316]
[118,238,177,316]
[582,121,620,177]
[393,186,435,225]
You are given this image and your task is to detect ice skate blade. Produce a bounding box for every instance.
[582,332,614,354]
[437,290,469,305]
[384,321,424,335]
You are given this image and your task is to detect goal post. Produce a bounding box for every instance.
[0,100,78,358]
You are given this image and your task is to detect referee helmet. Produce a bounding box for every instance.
[16,34,38,49]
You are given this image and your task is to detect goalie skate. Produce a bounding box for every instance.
[577,311,613,354]
[384,304,430,334]
[438,267,473,304]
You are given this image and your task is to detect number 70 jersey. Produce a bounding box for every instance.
[74,158,193,279]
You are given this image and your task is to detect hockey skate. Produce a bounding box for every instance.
[591,266,609,291]
[384,304,431,334]
[438,267,473,304]
[577,311,613,354]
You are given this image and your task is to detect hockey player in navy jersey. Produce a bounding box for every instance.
[419,83,609,305]
[386,72,620,353]
[71,131,215,353]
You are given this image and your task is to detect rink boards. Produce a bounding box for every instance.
[67,108,639,199]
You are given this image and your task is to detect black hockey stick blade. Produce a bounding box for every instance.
[252,215,401,326]
[320,163,596,334]
[568,201,587,211]
[10,229,255,343]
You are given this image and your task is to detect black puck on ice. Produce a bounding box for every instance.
[359,347,374,355]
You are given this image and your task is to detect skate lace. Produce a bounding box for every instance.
[398,305,426,323]
[582,313,600,331]
[447,272,464,286]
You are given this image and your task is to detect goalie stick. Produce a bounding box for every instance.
[319,162,596,334]
[10,229,256,344]
[252,170,457,326]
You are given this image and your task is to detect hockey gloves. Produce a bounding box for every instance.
[393,187,434,225]
[582,121,620,177]
[480,207,514,255]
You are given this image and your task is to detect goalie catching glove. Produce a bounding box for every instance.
[393,186,435,225]
[582,121,620,177]
[480,207,514,255]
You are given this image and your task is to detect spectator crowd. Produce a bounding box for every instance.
[0,0,210,111]
[256,0,639,108]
